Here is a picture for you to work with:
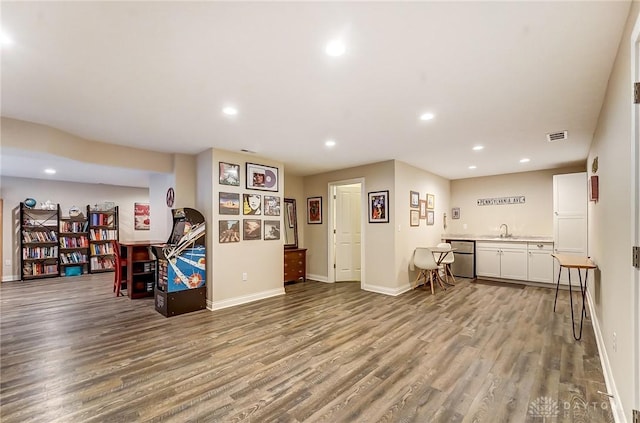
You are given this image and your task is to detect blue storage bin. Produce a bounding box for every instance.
[66,266,82,277]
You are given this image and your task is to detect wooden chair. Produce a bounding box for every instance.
[112,240,127,297]
[411,247,444,294]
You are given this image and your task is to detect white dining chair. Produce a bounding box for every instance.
[437,242,456,285]
[411,247,442,294]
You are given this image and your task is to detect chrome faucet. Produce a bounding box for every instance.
[499,223,509,238]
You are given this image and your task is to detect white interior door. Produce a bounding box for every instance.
[335,184,361,281]
[632,17,640,415]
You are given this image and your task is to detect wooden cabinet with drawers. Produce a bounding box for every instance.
[284,248,307,283]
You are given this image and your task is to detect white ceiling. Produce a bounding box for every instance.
[0,1,632,186]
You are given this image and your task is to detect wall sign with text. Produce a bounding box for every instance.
[477,196,525,206]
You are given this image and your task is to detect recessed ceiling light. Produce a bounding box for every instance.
[1,31,13,47]
[472,145,484,151]
[325,139,336,147]
[44,168,56,175]
[519,158,530,163]
[468,165,477,170]
[419,113,435,121]
[222,106,238,116]
[325,40,346,57]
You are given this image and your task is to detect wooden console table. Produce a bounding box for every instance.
[284,248,307,283]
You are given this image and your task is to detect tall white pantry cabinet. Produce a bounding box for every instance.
[553,172,588,285]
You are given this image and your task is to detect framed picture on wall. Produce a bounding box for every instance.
[307,196,322,224]
[263,196,281,216]
[219,220,240,243]
[427,194,435,209]
[134,203,150,230]
[410,191,420,208]
[368,190,389,223]
[264,220,281,240]
[246,163,278,192]
[410,210,420,227]
[419,200,427,219]
[219,162,240,186]
[427,210,435,225]
[243,219,262,240]
[219,192,240,215]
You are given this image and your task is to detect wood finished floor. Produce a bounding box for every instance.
[1,274,614,423]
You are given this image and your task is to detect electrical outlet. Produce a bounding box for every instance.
[4,259,10,266]
[612,332,617,352]
[242,272,248,281]
[463,223,468,230]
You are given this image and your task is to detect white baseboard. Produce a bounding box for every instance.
[2,275,20,282]
[587,290,626,423]
[362,283,410,296]
[307,273,329,283]
[207,287,285,311]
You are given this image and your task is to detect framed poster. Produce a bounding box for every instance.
[219,162,240,186]
[307,197,322,224]
[419,200,427,219]
[243,219,262,240]
[219,220,240,243]
[410,210,420,227]
[427,210,435,225]
[134,203,150,230]
[427,194,435,210]
[219,192,240,215]
[243,194,262,215]
[246,163,278,192]
[263,195,281,216]
[410,191,419,208]
[368,190,389,223]
[264,220,281,240]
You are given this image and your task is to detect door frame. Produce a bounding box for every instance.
[327,178,365,288]
[631,13,640,414]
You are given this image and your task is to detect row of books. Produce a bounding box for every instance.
[90,213,115,227]
[22,230,57,243]
[60,221,89,233]
[60,252,88,264]
[59,236,89,249]
[22,246,58,259]
[23,262,58,276]
[90,244,114,255]
[89,229,118,241]
[90,256,115,269]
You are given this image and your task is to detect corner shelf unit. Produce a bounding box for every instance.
[20,203,60,280]
[87,206,119,273]
[58,206,89,276]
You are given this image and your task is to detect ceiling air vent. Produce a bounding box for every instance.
[547,131,568,142]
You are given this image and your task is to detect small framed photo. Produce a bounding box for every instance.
[307,196,322,224]
[410,210,420,227]
[219,220,240,243]
[263,196,281,216]
[246,163,278,192]
[219,192,240,215]
[243,219,262,240]
[368,190,389,223]
[410,191,419,208]
[419,200,427,219]
[427,210,435,225]
[243,193,262,215]
[427,194,435,210]
[452,207,460,219]
[219,162,240,186]
[264,220,281,240]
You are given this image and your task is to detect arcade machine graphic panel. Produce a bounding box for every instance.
[155,208,207,317]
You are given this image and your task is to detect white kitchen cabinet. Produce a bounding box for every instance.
[527,242,554,283]
[476,242,527,281]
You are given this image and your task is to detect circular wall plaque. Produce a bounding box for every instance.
[166,187,175,207]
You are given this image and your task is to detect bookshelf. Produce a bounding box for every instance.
[20,203,60,280]
[87,205,119,273]
[58,205,89,276]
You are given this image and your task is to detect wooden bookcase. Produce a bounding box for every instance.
[58,205,89,276]
[87,205,119,273]
[120,241,156,299]
[20,203,60,280]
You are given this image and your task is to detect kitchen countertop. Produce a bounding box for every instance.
[442,234,554,243]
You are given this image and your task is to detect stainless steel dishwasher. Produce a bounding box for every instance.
[447,240,475,279]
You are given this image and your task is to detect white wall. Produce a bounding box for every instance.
[1,176,149,281]
[587,2,639,420]
[448,166,584,237]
